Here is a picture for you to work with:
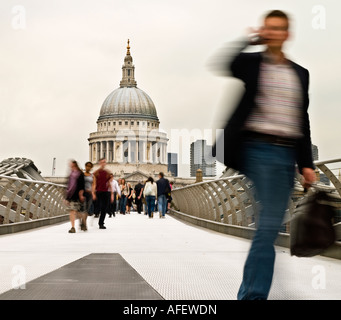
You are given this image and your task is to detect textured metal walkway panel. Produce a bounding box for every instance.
[0,253,163,300]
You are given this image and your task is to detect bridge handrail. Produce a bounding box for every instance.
[0,174,68,226]
[0,174,66,188]
[173,174,245,191]
[171,158,341,236]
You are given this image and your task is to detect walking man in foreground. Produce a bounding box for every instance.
[210,10,316,299]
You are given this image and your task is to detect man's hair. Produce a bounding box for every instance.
[159,172,164,178]
[264,9,290,29]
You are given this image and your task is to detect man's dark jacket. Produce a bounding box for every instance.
[156,177,170,197]
[214,51,314,174]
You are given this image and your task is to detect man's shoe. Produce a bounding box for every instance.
[68,227,76,233]
[99,225,106,229]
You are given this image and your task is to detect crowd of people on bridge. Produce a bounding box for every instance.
[65,158,173,233]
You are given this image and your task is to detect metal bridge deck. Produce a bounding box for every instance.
[0,212,340,300]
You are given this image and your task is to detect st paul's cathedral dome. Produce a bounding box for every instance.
[88,40,169,181]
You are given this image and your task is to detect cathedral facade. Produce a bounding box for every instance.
[88,40,169,182]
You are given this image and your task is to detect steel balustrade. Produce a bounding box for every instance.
[1,158,341,247]
[0,175,68,225]
[171,159,341,242]
[172,174,256,227]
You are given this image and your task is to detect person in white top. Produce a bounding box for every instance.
[143,177,158,218]
[109,174,121,217]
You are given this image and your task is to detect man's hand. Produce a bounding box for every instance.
[248,27,266,45]
[302,167,316,189]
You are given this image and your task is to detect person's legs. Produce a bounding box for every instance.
[112,192,117,217]
[158,196,162,215]
[117,198,120,214]
[81,213,88,230]
[97,192,109,228]
[122,197,127,214]
[151,196,155,217]
[237,141,296,300]
[146,196,151,217]
[150,196,155,217]
[136,198,142,214]
[69,210,76,228]
[93,197,99,218]
[82,192,92,230]
[162,195,167,217]
[158,195,166,217]
[126,199,131,214]
[120,195,126,214]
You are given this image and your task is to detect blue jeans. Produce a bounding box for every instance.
[146,195,156,217]
[120,195,127,213]
[158,194,167,216]
[237,141,296,300]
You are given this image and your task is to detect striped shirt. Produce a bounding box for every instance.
[244,53,304,138]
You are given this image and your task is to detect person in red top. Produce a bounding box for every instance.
[92,158,112,229]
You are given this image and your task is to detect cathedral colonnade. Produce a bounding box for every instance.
[89,132,168,165]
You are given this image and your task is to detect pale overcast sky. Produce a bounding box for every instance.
[1,0,340,177]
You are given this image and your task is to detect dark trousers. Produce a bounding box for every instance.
[120,195,127,213]
[94,191,110,226]
[109,192,117,216]
[135,197,143,214]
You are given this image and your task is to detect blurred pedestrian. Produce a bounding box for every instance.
[210,10,316,300]
[126,183,133,214]
[109,174,121,217]
[92,158,112,229]
[143,177,157,218]
[65,160,85,233]
[156,172,170,218]
[119,178,128,214]
[82,161,94,231]
[116,178,121,216]
[167,181,173,213]
[134,180,144,214]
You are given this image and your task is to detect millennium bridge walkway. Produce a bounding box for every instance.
[0,157,341,301]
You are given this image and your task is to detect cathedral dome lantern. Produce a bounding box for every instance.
[120,39,137,88]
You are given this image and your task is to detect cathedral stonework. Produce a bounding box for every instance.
[88,40,169,181]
